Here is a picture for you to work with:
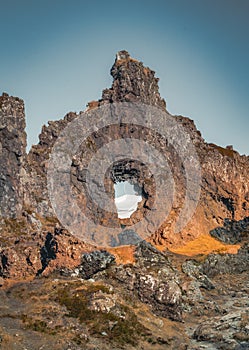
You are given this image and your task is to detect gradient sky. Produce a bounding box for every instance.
[1,0,248,154]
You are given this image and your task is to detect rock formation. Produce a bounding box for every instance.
[21,50,249,247]
[0,93,26,218]
[0,50,249,349]
[0,50,249,266]
[100,50,166,109]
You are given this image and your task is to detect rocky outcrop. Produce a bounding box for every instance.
[96,242,183,321]
[0,50,249,274]
[0,50,249,350]
[0,219,91,279]
[66,242,183,321]
[210,217,249,244]
[182,259,215,290]
[0,93,26,218]
[193,311,249,350]
[201,244,249,277]
[24,112,78,215]
[75,250,115,279]
[20,50,249,248]
[99,50,166,109]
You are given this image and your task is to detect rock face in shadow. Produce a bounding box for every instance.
[0,93,26,218]
[37,232,58,275]
[75,250,115,279]
[210,217,249,244]
[24,112,78,215]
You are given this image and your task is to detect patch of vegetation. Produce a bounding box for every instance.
[26,319,48,333]
[21,315,59,335]
[56,285,148,346]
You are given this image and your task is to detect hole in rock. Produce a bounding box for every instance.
[114,181,143,219]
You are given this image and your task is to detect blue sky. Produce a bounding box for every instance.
[1,0,249,154]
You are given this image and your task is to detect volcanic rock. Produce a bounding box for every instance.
[75,250,116,279]
[0,93,26,218]
[0,50,249,349]
[210,217,249,244]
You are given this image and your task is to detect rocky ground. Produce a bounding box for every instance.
[0,236,248,350]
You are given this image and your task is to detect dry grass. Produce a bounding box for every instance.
[108,245,135,264]
[169,234,240,256]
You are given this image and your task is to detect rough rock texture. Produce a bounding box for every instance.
[0,50,248,283]
[95,241,183,321]
[0,237,247,349]
[0,50,249,349]
[99,50,166,109]
[182,259,215,290]
[153,136,249,246]
[0,50,248,277]
[0,217,91,279]
[193,311,249,350]
[24,112,78,215]
[75,250,115,279]
[210,217,249,244]
[0,93,26,218]
[17,50,249,247]
[179,244,249,349]
[201,244,249,277]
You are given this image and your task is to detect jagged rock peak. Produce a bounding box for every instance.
[100,50,166,109]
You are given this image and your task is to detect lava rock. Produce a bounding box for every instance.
[0,93,26,218]
[193,311,249,350]
[76,250,116,279]
[201,244,249,277]
[135,240,172,268]
[210,217,249,244]
[112,242,183,321]
[182,260,215,290]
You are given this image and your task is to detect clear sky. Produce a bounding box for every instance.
[1,0,248,154]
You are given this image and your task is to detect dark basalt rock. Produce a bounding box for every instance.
[110,229,142,246]
[100,50,166,110]
[182,260,215,290]
[76,250,116,279]
[0,252,9,278]
[108,241,183,321]
[37,232,58,275]
[135,240,171,268]
[0,93,26,218]
[201,244,249,278]
[210,217,249,244]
